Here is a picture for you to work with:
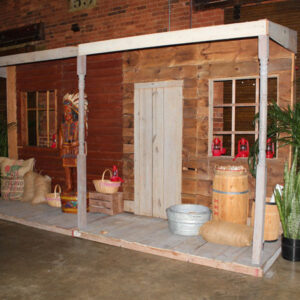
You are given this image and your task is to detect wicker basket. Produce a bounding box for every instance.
[93,169,121,194]
[46,184,62,208]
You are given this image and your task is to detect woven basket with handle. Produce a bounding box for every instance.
[46,184,62,208]
[93,169,121,194]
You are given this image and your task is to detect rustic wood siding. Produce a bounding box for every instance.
[16,53,123,191]
[123,39,293,207]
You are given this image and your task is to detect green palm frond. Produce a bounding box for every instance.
[248,102,300,177]
[275,149,300,239]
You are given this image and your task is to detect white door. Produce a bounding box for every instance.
[134,80,183,218]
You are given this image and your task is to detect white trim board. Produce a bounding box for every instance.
[78,19,296,56]
[0,46,78,67]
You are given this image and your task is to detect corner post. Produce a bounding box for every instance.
[6,66,18,159]
[252,35,269,265]
[77,55,87,230]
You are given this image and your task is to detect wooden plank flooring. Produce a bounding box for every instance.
[0,199,281,277]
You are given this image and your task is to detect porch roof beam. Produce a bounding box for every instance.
[78,20,296,56]
[0,46,78,67]
[0,20,295,68]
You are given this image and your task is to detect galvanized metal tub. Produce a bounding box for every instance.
[166,204,211,236]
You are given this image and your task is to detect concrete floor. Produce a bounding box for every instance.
[0,220,299,300]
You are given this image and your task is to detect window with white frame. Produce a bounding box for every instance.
[22,90,57,148]
[209,77,278,157]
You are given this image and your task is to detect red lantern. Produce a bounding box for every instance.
[233,138,249,160]
[266,138,275,159]
[212,138,226,156]
[110,165,124,183]
[51,134,57,148]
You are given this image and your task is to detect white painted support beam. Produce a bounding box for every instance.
[252,35,269,265]
[269,21,297,53]
[0,46,78,67]
[77,55,87,230]
[79,20,268,56]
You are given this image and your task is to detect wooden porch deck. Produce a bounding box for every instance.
[0,199,281,277]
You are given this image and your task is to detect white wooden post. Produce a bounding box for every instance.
[77,55,87,230]
[252,35,269,265]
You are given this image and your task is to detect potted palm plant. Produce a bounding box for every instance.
[275,149,300,261]
[248,102,300,261]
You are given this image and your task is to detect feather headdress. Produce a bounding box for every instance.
[63,93,88,114]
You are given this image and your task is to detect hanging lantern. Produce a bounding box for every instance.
[266,138,275,159]
[212,138,226,156]
[233,138,249,160]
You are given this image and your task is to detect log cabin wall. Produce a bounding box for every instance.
[122,38,293,208]
[16,53,123,191]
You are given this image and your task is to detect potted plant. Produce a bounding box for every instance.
[248,102,300,177]
[248,102,300,260]
[275,149,300,261]
[0,116,8,157]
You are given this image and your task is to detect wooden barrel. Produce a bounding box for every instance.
[212,166,249,225]
[251,199,280,242]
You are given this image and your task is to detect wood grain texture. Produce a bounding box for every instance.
[16,54,123,192]
[0,199,281,277]
[134,81,183,218]
[123,40,293,207]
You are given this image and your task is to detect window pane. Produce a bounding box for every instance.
[223,107,232,131]
[38,91,47,110]
[222,135,231,156]
[38,110,48,147]
[27,111,37,146]
[236,79,256,103]
[213,107,224,132]
[235,134,255,156]
[25,89,57,148]
[49,110,56,138]
[268,78,277,104]
[213,81,232,105]
[223,81,232,104]
[27,92,36,108]
[49,90,56,110]
[235,107,255,131]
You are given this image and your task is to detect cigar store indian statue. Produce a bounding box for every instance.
[59,93,88,193]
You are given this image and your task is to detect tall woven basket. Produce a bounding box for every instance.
[46,184,62,208]
[93,169,121,194]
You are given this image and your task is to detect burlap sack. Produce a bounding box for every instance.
[1,158,35,177]
[22,171,37,202]
[0,158,35,200]
[32,174,51,205]
[199,220,253,247]
[22,171,51,204]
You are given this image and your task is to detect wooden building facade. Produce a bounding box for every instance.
[6,23,295,216]
[0,19,297,267]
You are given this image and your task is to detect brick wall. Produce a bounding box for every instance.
[225,0,300,98]
[0,1,223,51]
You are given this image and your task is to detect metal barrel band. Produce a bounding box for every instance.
[212,189,249,195]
